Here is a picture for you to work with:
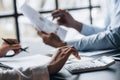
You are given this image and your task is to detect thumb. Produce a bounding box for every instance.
[37,30,48,38]
[72,52,81,60]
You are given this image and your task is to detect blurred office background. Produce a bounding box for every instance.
[0,0,106,44]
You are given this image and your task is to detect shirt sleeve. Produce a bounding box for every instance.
[67,0,120,51]
[0,64,50,80]
[67,26,120,51]
[80,24,105,36]
[31,64,50,80]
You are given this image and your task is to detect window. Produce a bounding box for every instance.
[0,0,104,44]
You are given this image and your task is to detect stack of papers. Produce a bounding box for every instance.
[20,3,67,40]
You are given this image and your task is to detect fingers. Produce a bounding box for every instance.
[51,9,62,15]
[52,46,70,61]
[57,17,66,25]
[37,30,49,38]
[14,49,21,55]
[10,44,21,49]
[2,38,21,50]
[59,46,81,60]
[52,9,68,20]
[68,46,80,60]
[48,46,80,74]
[6,38,19,44]
[52,9,66,15]
[11,44,21,55]
[71,49,81,60]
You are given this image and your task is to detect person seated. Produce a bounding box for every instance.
[37,2,120,51]
[0,38,21,57]
[0,38,80,80]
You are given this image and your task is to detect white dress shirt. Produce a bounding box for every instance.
[67,0,120,51]
[0,55,50,80]
[0,65,49,80]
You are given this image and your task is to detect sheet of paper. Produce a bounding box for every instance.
[20,3,67,40]
[0,54,51,68]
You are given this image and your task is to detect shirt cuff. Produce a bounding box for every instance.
[80,24,94,35]
[32,64,50,80]
[66,40,81,50]
[81,24,104,35]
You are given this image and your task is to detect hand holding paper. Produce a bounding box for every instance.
[20,3,67,40]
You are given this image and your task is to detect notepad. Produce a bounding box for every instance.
[20,3,67,40]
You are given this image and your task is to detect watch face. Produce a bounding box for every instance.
[5,50,15,57]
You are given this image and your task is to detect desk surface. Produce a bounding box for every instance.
[3,39,120,80]
[22,39,120,80]
[51,49,120,80]
[51,63,119,80]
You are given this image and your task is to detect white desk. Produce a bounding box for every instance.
[1,38,120,80]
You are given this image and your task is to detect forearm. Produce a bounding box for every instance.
[47,46,77,75]
[48,54,69,74]
[71,20,105,36]
[72,20,83,32]
[66,28,120,51]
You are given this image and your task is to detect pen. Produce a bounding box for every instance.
[2,38,29,53]
[52,9,69,20]
[45,10,69,20]
[45,13,63,20]
[52,13,63,20]
[0,63,13,70]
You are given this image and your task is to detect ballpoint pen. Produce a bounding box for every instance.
[52,9,69,20]
[52,13,63,20]
[0,63,13,70]
[2,38,29,56]
[45,13,63,20]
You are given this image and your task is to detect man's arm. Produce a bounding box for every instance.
[0,46,80,80]
[67,26,120,51]
[48,46,80,74]
[52,9,105,36]
[37,26,120,51]
[67,0,120,51]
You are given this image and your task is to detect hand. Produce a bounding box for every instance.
[52,9,75,27]
[0,39,21,57]
[52,9,83,31]
[37,31,66,48]
[48,46,80,74]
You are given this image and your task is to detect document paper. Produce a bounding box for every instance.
[20,3,67,40]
